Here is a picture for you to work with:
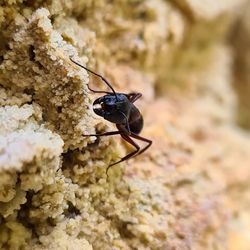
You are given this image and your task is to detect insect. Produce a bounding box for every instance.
[70,58,152,173]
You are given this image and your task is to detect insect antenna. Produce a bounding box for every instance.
[70,58,118,100]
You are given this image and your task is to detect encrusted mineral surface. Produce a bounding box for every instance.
[0,1,249,250]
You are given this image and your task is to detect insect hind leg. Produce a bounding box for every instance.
[106,134,140,174]
[130,133,152,156]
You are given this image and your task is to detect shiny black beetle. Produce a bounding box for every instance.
[70,58,152,172]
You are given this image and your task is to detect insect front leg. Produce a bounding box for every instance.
[118,111,131,134]
[83,131,124,137]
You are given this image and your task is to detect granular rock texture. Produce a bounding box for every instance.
[0,8,94,150]
[0,1,249,250]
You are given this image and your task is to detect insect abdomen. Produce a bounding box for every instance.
[129,106,143,134]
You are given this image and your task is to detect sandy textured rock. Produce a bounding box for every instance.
[0,8,95,150]
[0,1,249,250]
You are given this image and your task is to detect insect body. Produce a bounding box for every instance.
[70,58,152,173]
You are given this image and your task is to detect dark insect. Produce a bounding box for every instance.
[70,58,152,173]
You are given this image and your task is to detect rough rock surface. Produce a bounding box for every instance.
[0,1,249,250]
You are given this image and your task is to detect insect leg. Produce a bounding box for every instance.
[126,93,142,103]
[119,111,131,134]
[83,131,123,137]
[129,133,152,156]
[106,134,140,173]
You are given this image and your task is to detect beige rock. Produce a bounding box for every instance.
[0,1,249,250]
